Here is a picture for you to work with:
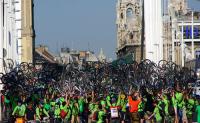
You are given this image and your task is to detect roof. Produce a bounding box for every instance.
[35,46,56,63]
[86,52,98,62]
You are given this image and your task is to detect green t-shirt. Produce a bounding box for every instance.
[12,104,26,117]
[186,99,195,118]
[163,98,169,115]
[138,101,145,112]
[50,101,56,106]
[97,110,106,123]
[36,107,49,119]
[89,103,95,112]
[172,96,177,108]
[175,92,183,102]
[154,106,162,122]
[4,96,10,107]
[44,103,51,111]
[70,103,79,116]
[5,96,10,104]
[196,105,200,123]
[78,98,84,113]
[36,107,42,120]
[120,99,127,112]
[54,105,61,118]
[66,106,72,120]
[175,92,184,108]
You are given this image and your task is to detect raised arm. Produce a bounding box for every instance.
[12,106,18,116]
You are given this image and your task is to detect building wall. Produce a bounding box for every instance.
[175,20,200,66]
[21,0,35,63]
[0,0,3,72]
[0,0,35,73]
[0,0,22,73]
[163,18,172,61]
[144,0,163,63]
[163,0,200,66]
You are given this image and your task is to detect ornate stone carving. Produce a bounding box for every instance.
[117,0,142,49]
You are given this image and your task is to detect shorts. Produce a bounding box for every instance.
[130,112,139,123]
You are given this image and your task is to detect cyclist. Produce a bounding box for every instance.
[12,100,26,123]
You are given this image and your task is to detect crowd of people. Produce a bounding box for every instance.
[1,84,200,123]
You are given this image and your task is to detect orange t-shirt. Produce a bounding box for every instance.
[128,96,141,113]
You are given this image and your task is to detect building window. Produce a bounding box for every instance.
[196,50,200,59]
[178,26,191,39]
[120,13,124,19]
[177,25,200,39]
[16,40,18,54]
[126,8,134,19]
[9,32,11,46]
[194,25,200,39]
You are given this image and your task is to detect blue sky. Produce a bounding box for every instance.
[34,0,200,59]
[34,0,117,59]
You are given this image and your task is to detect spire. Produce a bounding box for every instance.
[98,48,106,62]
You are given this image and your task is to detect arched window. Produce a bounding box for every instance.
[126,8,133,19]
[120,13,124,19]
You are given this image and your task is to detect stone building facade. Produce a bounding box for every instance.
[21,0,35,63]
[116,0,200,65]
[116,0,142,63]
[166,0,200,66]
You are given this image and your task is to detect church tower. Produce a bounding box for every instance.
[116,0,142,62]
